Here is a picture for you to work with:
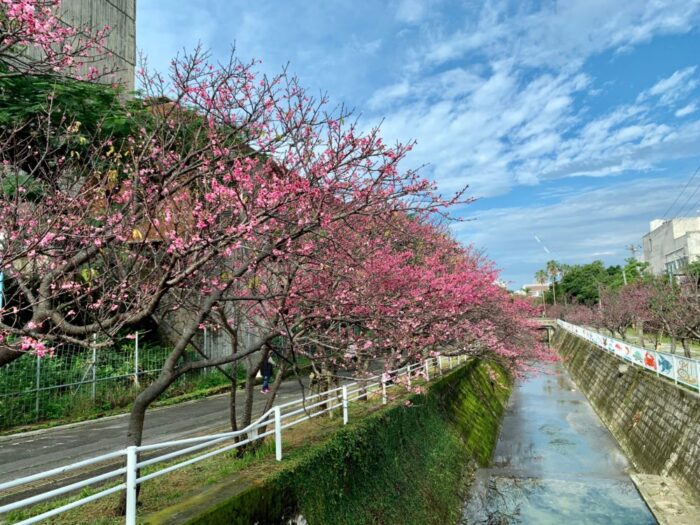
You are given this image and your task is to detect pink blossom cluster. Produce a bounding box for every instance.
[1,0,110,78]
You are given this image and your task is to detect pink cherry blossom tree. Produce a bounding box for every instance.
[1,2,549,511]
[0,0,111,80]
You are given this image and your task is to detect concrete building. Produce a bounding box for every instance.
[25,0,136,90]
[642,217,700,275]
[493,279,509,289]
[522,283,549,298]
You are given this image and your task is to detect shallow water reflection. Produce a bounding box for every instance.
[462,362,655,524]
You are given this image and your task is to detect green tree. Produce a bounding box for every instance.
[684,260,700,284]
[558,261,608,305]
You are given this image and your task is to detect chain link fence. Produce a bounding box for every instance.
[0,328,243,431]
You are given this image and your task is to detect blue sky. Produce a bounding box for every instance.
[137,0,700,288]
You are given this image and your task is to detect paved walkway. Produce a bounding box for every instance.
[586,326,700,359]
[0,376,308,490]
[631,473,700,525]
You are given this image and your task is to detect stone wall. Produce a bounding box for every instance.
[553,328,700,499]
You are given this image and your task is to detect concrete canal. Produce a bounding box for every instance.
[462,362,656,524]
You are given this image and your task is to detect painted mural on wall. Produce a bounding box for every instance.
[557,320,699,389]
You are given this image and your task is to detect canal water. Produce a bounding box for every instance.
[462,362,656,524]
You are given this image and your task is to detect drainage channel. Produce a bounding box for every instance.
[461,361,656,524]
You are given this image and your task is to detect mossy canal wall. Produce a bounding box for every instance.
[553,328,700,500]
[145,359,512,525]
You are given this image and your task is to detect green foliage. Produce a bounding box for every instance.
[0,170,44,201]
[0,75,139,137]
[686,260,700,284]
[557,260,609,305]
[541,258,652,305]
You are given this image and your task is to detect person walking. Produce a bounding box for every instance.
[260,358,274,394]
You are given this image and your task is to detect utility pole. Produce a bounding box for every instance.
[626,244,644,277]
[622,267,627,286]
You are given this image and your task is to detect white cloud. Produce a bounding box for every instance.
[372,61,700,198]
[420,1,700,69]
[675,103,698,117]
[395,0,430,23]
[367,2,700,198]
[640,66,698,106]
[454,177,684,287]
[368,81,411,109]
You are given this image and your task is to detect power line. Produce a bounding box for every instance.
[673,174,700,219]
[662,163,700,219]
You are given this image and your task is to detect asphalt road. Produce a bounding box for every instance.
[0,376,309,487]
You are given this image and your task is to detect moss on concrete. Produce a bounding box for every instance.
[145,359,512,525]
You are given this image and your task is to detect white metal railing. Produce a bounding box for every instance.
[0,354,468,524]
[557,320,700,393]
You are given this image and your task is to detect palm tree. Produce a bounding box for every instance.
[535,269,548,316]
[558,263,570,305]
[546,260,560,305]
[535,269,548,286]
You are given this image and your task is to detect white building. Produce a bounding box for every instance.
[522,283,549,298]
[493,279,509,289]
[642,217,700,275]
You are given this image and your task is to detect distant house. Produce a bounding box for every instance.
[522,283,549,298]
[642,218,700,276]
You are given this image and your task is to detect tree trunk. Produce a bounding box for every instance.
[0,346,24,367]
[115,291,223,516]
[358,359,370,402]
[229,374,239,435]
[670,336,677,354]
[228,328,239,433]
[618,328,627,341]
[682,338,691,358]
[116,368,177,515]
[242,369,256,429]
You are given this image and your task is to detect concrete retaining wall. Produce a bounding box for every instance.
[553,328,700,499]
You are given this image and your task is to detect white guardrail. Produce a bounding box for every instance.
[0,355,468,524]
[557,320,700,393]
